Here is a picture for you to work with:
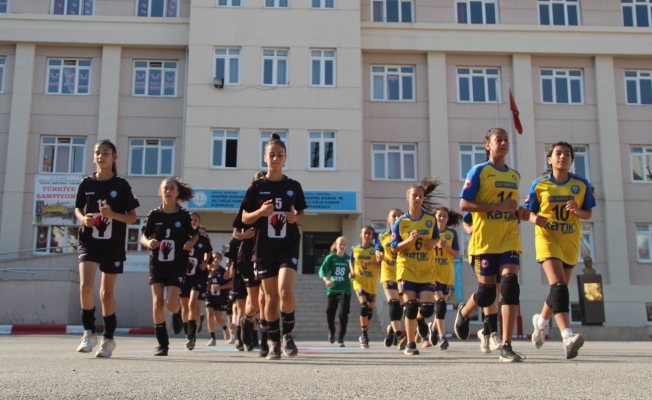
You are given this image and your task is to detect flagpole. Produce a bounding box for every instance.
[507,79,514,168]
[496,82,499,128]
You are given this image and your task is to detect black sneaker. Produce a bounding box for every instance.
[283,333,298,357]
[454,301,470,341]
[259,340,269,357]
[197,314,205,334]
[395,332,407,350]
[384,325,394,347]
[438,337,449,350]
[266,341,281,360]
[428,322,439,346]
[235,339,244,351]
[499,342,523,362]
[154,345,168,356]
[185,335,195,351]
[329,330,335,344]
[240,317,253,348]
[171,311,183,335]
[337,335,345,347]
[404,343,419,355]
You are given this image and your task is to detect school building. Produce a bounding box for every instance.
[0,1,650,335]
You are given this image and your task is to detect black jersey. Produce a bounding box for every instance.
[239,175,307,263]
[224,238,241,262]
[75,174,140,260]
[207,267,229,296]
[187,234,213,277]
[142,206,198,268]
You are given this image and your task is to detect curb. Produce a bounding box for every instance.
[0,325,154,335]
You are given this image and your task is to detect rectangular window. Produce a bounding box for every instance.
[311,50,336,87]
[265,0,289,8]
[371,66,415,101]
[646,303,652,323]
[457,68,501,103]
[625,71,652,105]
[0,0,7,13]
[372,0,413,22]
[456,0,498,24]
[309,131,336,170]
[214,48,241,86]
[544,144,589,180]
[53,0,94,15]
[459,144,486,180]
[217,0,241,6]
[622,0,652,27]
[540,69,583,104]
[126,219,145,251]
[40,137,86,174]
[311,0,334,8]
[133,61,177,97]
[137,0,178,17]
[129,139,174,176]
[570,302,582,324]
[262,49,289,86]
[35,225,78,254]
[580,222,593,263]
[539,0,580,26]
[372,221,389,233]
[372,143,417,180]
[631,146,652,182]
[260,131,288,169]
[211,130,239,169]
[46,59,91,95]
[636,224,652,262]
[0,58,5,93]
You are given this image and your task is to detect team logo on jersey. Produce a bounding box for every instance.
[287,190,294,197]
[426,220,433,228]
[175,221,181,228]
[481,259,489,269]
[512,175,518,182]
[114,261,121,267]
[571,185,580,194]
[525,194,530,204]
[445,234,451,240]
[178,277,183,283]
[86,192,95,195]
[291,258,298,265]
[369,250,374,255]
[110,191,117,198]
[198,243,203,249]
[463,178,472,189]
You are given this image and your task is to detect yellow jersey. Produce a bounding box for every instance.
[463,212,473,264]
[350,244,379,294]
[391,211,440,284]
[434,227,459,285]
[375,230,398,283]
[525,173,595,266]
[460,161,522,255]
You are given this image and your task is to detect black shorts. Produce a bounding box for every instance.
[150,264,185,287]
[237,242,261,288]
[180,275,206,298]
[253,255,299,280]
[230,271,247,300]
[206,294,230,311]
[78,242,124,274]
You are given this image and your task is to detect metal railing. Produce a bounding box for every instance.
[0,247,77,262]
[0,268,79,282]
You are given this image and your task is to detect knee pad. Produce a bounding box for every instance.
[419,302,435,319]
[360,302,368,318]
[404,300,418,320]
[436,298,447,320]
[550,282,569,315]
[389,299,402,321]
[474,283,497,307]
[545,294,552,309]
[500,274,520,305]
[367,307,373,321]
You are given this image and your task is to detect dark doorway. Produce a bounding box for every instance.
[302,232,341,274]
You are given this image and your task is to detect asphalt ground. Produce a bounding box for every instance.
[0,335,650,399]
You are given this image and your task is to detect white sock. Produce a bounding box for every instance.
[537,316,549,329]
[561,328,573,339]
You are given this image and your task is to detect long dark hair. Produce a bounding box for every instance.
[95,139,117,175]
[160,177,194,203]
[484,128,508,162]
[407,177,444,213]
[434,206,463,227]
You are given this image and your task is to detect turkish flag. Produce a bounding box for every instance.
[510,89,523,134]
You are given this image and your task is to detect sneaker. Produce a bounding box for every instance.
[171,311,183,335]
[266,341,281,360]
[154,345,168,356]
[329,330,336,344]
[531,314,548,349]
[478,329,491,354]
[428,322,438,346]
[226,337,235,345]
[229,323,236,338]
[337,335,345,347]
[259,340,270,357]
[283,333,298,357]
[384,325,394,347]
[222,328,231,341]
[396,333,407,351]
[499,342,523,363]
[454,302,470,341]
[76,330,98,353]
[95,338,116,358]
[489,332,502,351]
[563,333,584,360]
[235,339,244,351]
[359,334,369,349]
[240,317,253,348]
[404,343,419,355]
[185,336,195,351]
[245,342,254,352]
[207,338,216,346]
[437,337,449,350]
[197,314,205,334]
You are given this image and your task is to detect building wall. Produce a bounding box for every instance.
[0,46,15,234]
[8,0,191,18]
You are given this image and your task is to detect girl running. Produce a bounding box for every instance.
[319,236,351,347]
[390,179,441,355]
[454,128,530,362]
[75,139,139,358]
[525,142,595,359]
[141,177,198,356]
[205,252,233,345]
[224,233,249,351]
[240,133,307,360]
[349,226,380,348]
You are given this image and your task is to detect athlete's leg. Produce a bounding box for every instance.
[356,293,369,332]
[402,290,417,346]
[151,283,169,351]
[206,307,216,334]
[461,274,497,318]
[326,294,338,335]
[417,290,435,342]
[434,291,447,338]
[187,290,200,338]
[278,266,297,341]
[180,297,190,334]
[339,294,350,337]
[261,277,280,324]
[245,286,261,319]
[99,272,118,340]
[499,264,520,346]
[384,288,401,334]
[165,286,181,314]
[79,262,98,333]
[541,260,572,331]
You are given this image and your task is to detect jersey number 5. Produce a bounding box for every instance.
[275,198,282,209]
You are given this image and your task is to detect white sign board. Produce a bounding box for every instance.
[33,175,81,225]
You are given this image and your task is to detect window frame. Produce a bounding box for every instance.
[264,0,290,8]
[456,67,502,103]
[630,146,652,183]
[371,143,418,181]
[636,224,652,262]
[128,138,175,176]
[543,144,590,181]
[371,0,414,22]
[216,0,242,7]
[34,225,79,254]
[625,70,652,105]
[459,144,487,181]
[132,60,178,97]
[210,129,239,169]
[260,131,289,170]
[0,57,5,93]
[372,221,390,233]
[126,218,146,252]
[538,0,581,26]
[308,131,337,171]
[310,49,336,87]
[311,0,335,9]
[136,0,179,17]
[46,59,92,95]
[646,303,652,324]
[371,65,415,102]
[579,222,594,264]
[622,0,652,27]
[540,69,584,105]
[455,0,499,24]
[52,0,94,15]
[0,0,8,13]
[261,49,289,87]
[39,136,87,175]
[214,48,241,86]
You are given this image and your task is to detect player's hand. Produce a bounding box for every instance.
[424,239,438,250]
[348,271,355,278]
[534,215,548,227]
[182,241,194,251]
[83,213,95,228]
[286,206,297,224]
[566,200,579,214]
[242,227,255,240]
[409,230,419,242]
[259,199,275,217]
[99,200,114,219]
[148,239,160,249]
[325,281,335,288]
[517,206,530,221]
[497,198,518,212]
[362,260,372,269]
[436,240,445,249]
[199,262,208,271]
[375,250,384,262]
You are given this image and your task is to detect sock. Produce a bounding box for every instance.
[361,325,368,332]
[236,326,242,342]
[260,320,268,342]
[538,316,549,330]
[281,311,295,336]
[268,319,281,343]
[81,308,96,333]
[561,328,573,339]
[362,329,368,337]
[155,322,169,347]
[103,314,117,339]
[222,325,227,331]
[183,322,189,336]
[210,332,216,339]
[188,320,197,338]
[483,317,491,336]
[252,329,259,345]
[487,313,498,334]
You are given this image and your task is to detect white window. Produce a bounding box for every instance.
[309,132,336,170]
[372,143,417,180]
[46,59,91,95]
[570,302,582,324]
[137,0,178,17]
[637,224,652,262]
[457,68,501,103]
[371,66,415,101]
[579,222,594,263]
[0,58,5,93]
[265,0,289,8]
[262,49,289,86]
[0,0,7,13]
[541,69,583,104]
[53,0,94,15]
[538,0,580,26]
[40,137,86,174]
[127,219,146,251]
[260,131,288,169]
[217,0,241,6]
[456,0,498,24]
[631,146,652,183]
[35,225,78,254]
[311,0,334,9]
[544,144,590,180]
[625,71,652,105]
[129,139,174,176]
[460,228,471,261]
[372,221,389,233]
[372,0,413,22]
[133,61,177,97]
[622,0,652,27]
[311,50,336,87]
[211,130,239,169]
[459,144,486,180]
[214,48,241,86]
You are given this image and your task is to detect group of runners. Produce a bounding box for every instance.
[73,127,595,362]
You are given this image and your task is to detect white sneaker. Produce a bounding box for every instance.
[477,329,491,354]
[207,338,216,346]
[563,333,584,360]
[95,338,116,358]
[76,330,98,353]
[226,337,235,344]
[531,314,548,349]
[489,332,501,351]
[223,328,231,341]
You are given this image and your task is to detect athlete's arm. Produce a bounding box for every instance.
[437,240,459,257]
[528,211,548,227]
[75,208,94,228]
[286,207,304,224]
[566,200,592,220]
[391,230,419,254]
[462,222,473,235]
[242,199,274,224]
[199,252,209,271]
[183,234,199,251]
[233,227,254,241]
[141,233,159,249]
[99,202,137,224]
[361,260,380,269]
[460,198,517,213]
